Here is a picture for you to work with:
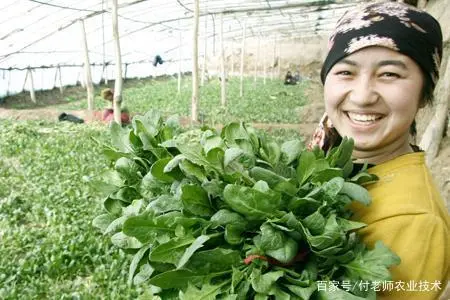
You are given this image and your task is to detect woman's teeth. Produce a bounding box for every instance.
[347,112,382,123]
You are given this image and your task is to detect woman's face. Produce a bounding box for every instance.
[324,46,424,162]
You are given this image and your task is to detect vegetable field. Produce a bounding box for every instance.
[0,117,302,299]
[1,77,309,125]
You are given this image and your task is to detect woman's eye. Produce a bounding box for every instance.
[381,72,400,78]
[335,70,352,76]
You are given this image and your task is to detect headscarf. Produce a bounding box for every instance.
[308,1,443,152]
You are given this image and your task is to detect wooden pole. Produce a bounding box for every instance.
[239,21,246,98]
[263,41,267,85]
[271,37,276,80]
[6,70,11,96]
[211,15,216,56]
[191,0,200,122]
[22,67,29,91]
[220,13,226,107]
[79,19,95,113]
[178,20,182,94]
[58,65,64,94]
[201,17,208,87]
[254,36,260,83]
[277,38,281,78]
[112,0,123,125]
[54,65,64,94]
[27,68,36,103]
[102,0,107,85]
[54,66,59,88]
[103,65,108,85]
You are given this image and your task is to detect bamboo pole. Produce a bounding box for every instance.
[201,17,208,87]
[220,13,226,107]
[79,19,95,113]
[254,36,260,83]
[239,21,246,98]
[27,68,36,103]
[191,0,200,122]
[178,20,182,94]
[112,0,123,125]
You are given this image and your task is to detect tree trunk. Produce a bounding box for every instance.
[419,55,450,164]
[79,20,95,113]
[191,0,200,122]
[112,0,123,125]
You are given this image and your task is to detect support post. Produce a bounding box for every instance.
[254,36,260,83]
[27,68,36,103]
[220,13,226,107]
[79,19,95,113]
[191,0,200,122]
[239,21,247,97]
[178,20,182,94]
[112,0,124,124]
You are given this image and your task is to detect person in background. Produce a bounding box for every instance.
[284,70,295,85]
[308,2,449,299]
[153,55,164,67]
[101,88,130,125]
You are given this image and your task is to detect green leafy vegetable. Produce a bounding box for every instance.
[93,111,399,299]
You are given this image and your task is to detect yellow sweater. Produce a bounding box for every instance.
[350,152,449,300]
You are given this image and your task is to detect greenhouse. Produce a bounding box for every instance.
[0,0,449,299]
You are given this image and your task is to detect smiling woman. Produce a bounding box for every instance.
[324,47,424,164]
[309,1,449,300]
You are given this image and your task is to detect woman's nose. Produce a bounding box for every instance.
[348,76,378,105]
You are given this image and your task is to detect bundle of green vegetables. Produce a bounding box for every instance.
[92,110,400,299]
